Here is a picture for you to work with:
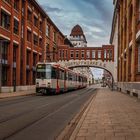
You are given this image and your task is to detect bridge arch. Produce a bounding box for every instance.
[58,60,115,87]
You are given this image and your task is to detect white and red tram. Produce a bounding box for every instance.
[36,62,87,94]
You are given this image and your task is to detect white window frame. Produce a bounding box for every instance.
[98,51,101,59]
[138,44,140,72]
[92,50,95,59]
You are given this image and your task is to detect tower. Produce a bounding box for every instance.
[69,25,93,85]
[69,25,87,47]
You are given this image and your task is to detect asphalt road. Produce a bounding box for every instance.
[0,87,96,140]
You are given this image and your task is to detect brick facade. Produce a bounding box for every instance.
[111,0,140,82]
[0,0,65,92]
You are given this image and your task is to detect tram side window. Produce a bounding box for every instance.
[62,70,65,80]
[51,67,57,79]
[78,76,81,82]
[65,71,68,80]
[68,73,72,81]
[59,70,65,80]
[74,74,76,81]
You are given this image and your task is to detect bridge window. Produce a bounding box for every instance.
[98,51,101,58]
[65,50,68,59]
[104,50,106,59]
[92,51,95,59]
[70,51,74,58]
[107,50,110,58]
[86,51,90,59]
[62,50,64,59]
[76,51,79,58]
[81,51,84,59]
[59,50,62,58]
[109,50,112,59]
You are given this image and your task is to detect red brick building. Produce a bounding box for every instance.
[0,0,65,92]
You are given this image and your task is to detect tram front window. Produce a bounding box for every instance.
[36,64,51,79]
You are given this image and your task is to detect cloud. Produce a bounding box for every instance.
[41,4,63,14]
[38,0,113,46]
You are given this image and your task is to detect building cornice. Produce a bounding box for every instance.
[110,0,119,44]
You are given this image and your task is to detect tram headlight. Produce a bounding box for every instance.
[48,82,51,88]
[36,82,39,87]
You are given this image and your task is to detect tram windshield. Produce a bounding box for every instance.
[36,64,51,79]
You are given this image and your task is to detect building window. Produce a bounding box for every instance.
[39,21,43,31]
[2,42,8,60]
[33,34,38,46]
[86,50,90,58]
[27,30,31,42]
[46,43,49,57]
[81,51,84,59]
[70,51,74,58]
[14,0,19,11]
[39,38,42,47]
[34,16,38,27]
[39,55,42,61]
[92,50,95,59]
[33,53,37,66]
[2,66,8,86]
[27,9,32,22]
[76,51,79,58]
[53,32,56,42]
[98,51,101,58]
[46,24,50,37]
[14,19,19,34]
[1,10,11,30]
[26,51,30,66]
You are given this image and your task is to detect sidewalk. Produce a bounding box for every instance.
[70,88,140,140]
[0,89,35,99]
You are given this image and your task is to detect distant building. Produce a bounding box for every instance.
[0,0,65,92]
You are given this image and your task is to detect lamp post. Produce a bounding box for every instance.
[0,39,9,93]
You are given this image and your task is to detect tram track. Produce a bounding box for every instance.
[0,87,95,140]
[0,88,90,108]
[0,88,91,124]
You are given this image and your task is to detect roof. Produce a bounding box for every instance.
[70,24,84,36]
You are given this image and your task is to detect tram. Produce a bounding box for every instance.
[36,62,87,94]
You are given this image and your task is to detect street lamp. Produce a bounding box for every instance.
[0,39,9,93]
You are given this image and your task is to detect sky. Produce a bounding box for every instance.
[38,0,114,79]
[38,0,114,47]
